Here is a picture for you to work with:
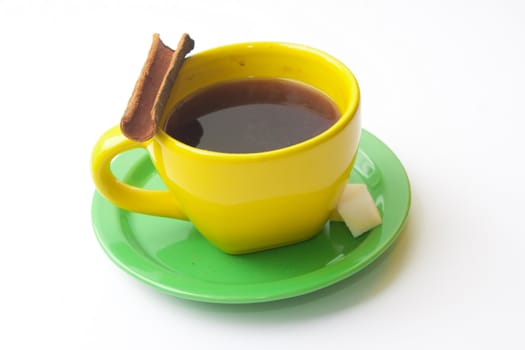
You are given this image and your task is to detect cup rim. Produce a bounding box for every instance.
[156,41,360,159]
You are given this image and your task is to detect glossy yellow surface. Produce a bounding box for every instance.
[91,42,361,254]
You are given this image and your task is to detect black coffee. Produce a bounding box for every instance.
[163,79,340,153]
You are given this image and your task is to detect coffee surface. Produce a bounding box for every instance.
[164,79,340,153]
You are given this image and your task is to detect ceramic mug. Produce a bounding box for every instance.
[91,42,361,254]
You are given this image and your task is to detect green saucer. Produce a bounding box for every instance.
[91,130,410,303]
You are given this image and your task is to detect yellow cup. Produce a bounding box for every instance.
[91,42,361,254]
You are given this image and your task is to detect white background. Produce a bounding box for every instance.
[1,0,524,349]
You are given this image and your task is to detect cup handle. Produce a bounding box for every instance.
[91,125,187,219]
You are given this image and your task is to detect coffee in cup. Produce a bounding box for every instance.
[164,78,340,153]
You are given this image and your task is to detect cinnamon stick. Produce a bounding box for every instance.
[120,33,194,142]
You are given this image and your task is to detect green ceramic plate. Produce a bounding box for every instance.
[91,130,410,303]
